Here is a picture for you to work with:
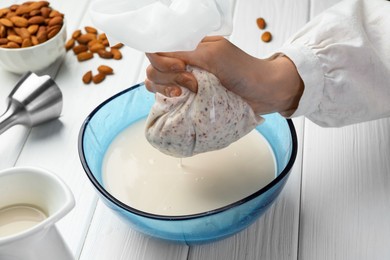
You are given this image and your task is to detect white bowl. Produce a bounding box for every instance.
[0,22,67,75]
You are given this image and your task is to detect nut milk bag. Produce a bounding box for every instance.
[90,0,264,157]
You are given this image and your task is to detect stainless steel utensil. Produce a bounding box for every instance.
[0,72,63,135]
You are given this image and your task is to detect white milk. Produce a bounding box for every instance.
[0,204,47,237]
[102,119,276,216]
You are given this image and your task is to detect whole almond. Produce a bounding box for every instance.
[98,49,113,59]
[14,27,30,39]
[87,39,101,48]
[82,71,93,84]
[47,26,60,39]
[27,24,39,34]
[6,41,19,48]
[111,43,124,49]
[261,31,272,42]
[85,26,97,34]
[256,17,266,30]
[29,2,47,11]
[28,16,45,25]
[7,34,22,44]
[29,9,41,17]
[48,16,63,27]
[98,33,107,41]
[72,29,81,39]
[73,44,88,54]
[65,38,75,51]
[77,33,96,44]
[22,38,32,48]
[92,73,106,84]
[15,5,32,16]
[102,39,109,47]
[49,10,62,18]
[10,16,28,27]
[89,42,105,53]
[40,7,50,18]
[111,48,122,60]
[36,26,47,43]
[31,35,39,45]
[98,65,114,75]
[0,18,13,27]
[77,51,93,62]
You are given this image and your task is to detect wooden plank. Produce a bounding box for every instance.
[309,0,341,17]
[300,119,390,260]
[80,201,189,260]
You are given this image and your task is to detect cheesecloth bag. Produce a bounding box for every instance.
[90,0,264,157]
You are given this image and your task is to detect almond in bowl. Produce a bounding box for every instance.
[0,1,67,74]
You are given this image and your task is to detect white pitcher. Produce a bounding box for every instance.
[0,167,75,260]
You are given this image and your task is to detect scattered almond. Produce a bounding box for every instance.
[77,51,93,62]
[98,49,113,59]
[82,71,93,84]
[98,65,113,75]
[73,44,88,54]
[85,26,97,34]
[67,26,124,85]
[72,29,81,39]
[77,33,96,44]
[65,38,75,51]
[261,31,272,42]
[89,42,105,53]
[256,17,266,30]
[110,48,122,60]
[111,43,124,49]
[92,73,105,84]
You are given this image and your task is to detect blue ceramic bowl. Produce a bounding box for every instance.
[78,83,297,245]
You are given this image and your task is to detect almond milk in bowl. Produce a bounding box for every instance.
[78,83,297,245]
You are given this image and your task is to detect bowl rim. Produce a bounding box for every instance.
[0,20,66,52]
[78,83,298,221]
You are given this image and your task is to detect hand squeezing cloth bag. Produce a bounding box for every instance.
[90,0,264,157]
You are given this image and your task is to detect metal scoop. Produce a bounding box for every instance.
[0,72,63,135]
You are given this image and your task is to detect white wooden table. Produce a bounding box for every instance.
[1,0,390,259]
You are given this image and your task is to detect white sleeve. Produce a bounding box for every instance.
[279,0,390,127]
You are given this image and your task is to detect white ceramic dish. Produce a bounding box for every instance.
[0,166,75,260]
[0,22,67,74]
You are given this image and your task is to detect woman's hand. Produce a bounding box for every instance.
[145,36,304,116]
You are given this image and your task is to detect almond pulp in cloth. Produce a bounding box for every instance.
[145,66,264,157]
